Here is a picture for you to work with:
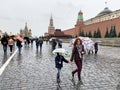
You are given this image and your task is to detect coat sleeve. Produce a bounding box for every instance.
[62,56,69,63]
[55,57,59,64]
[81,45,85,55]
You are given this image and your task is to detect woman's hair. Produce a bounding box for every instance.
[73,38,82,47]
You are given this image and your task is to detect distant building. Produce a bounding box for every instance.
[45,15,72,38]
[45,7,120,38]
[20,23,32,38]
[63,7,120,38]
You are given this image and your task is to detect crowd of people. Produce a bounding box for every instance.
[0,34,44,54]
[0,35,98,85]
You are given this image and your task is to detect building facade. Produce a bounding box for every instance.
[20,23,32,38]
[63,7,120,38]
[45,15,71,38]
[45,7,120,38]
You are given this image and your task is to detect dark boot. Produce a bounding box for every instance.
[57,75,60,83]
[72,72,74,80]
[78,78,83,84]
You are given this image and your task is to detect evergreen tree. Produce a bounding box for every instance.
[96,28,101,38]
[113,26,117,37]
[93,30,97,38]
[79,30,82,36]
[118,32,120,37]
[104,27,109,38]
[109,26,116,37]
[85,32,88,37]
[110,26,114,37]
[81,30,85,37]
[88,31,92,38]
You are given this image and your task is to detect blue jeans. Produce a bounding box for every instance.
[17,45,22,53]
[57,68,61,77]
[3,45,7,53]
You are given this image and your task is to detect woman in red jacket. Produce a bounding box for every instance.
[70,38,85,84]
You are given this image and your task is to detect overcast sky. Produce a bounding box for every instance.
[0,0,120,37]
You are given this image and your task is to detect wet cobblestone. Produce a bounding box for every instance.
[0,43,120,90]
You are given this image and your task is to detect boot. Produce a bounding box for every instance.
[57,75,60,83]
[78,79,83,85]
[72,72,74,80]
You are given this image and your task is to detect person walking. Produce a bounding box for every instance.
[52,39,57,50]
[70,38,85,84]
[94,42,98,54]
[55,53,70,83]
[39,39,43,51]
[8,37,14,53]
[1,34,8,53]
[16,39,23,54]
[35,38,40,50]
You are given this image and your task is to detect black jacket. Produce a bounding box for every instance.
[55,55,68,69]
[1,37,8,46]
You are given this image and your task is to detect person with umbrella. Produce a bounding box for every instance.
[70,38,85,84]
[57,39,63,48]
[53,49,70,83]
[16,36,24,54]
[39,38,43,51]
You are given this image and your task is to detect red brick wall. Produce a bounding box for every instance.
[63,17,120,38]
[82,17,120,38]
[63,28,75,37]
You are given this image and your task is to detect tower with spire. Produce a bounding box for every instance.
[24,22,29,37]
[48,15,55,35]
[75,10,84,37]
[76,10,83,24]
[20,22,32,38]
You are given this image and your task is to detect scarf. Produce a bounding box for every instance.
[76,45,83,59]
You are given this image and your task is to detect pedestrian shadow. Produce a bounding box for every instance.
[56,83,62,90]
[36,49,42,58]
[16,53,22,65]
[116,81,120,90]
[70,79,83,90]
[75,82,82,90]
[2,53,8,64]
[116,73,120,90]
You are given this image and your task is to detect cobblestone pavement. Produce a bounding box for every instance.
[0,45,16,68]
[0,43,120,90]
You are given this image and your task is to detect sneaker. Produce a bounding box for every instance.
[57,78,60,83]
[78,80,83,85]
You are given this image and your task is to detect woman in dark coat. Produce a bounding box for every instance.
[70,38,85,83]
[1,35,8,53]
[55,53,69,83]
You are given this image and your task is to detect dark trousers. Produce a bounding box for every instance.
[9,45,13,52]
[95,49,98,54]
[17,45,22,53]
[72,60,82,81]
[3,45,7,53]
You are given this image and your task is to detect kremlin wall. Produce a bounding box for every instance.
[46,7,120,38]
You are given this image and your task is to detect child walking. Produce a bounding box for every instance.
[55,53,70,83]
